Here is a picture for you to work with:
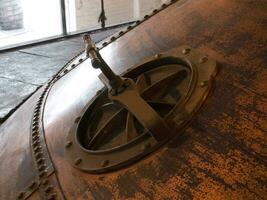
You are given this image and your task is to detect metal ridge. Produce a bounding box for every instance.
[19,1,179,199]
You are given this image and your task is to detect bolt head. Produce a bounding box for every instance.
[182,48,191,55]
[199,56,208,63]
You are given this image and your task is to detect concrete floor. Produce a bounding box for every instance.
[0,26,124,124]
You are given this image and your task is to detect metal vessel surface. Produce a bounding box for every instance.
[0,0,266,199]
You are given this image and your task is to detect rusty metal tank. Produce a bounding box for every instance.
[0,0,266,199]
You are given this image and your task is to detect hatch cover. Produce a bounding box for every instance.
[65,36,217,173]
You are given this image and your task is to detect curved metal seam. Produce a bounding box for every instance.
[18,1,179,199]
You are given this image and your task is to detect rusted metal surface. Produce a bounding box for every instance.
[0,0,267,199]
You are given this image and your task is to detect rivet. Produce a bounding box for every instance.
[65,141,73,148]
[34,146,41,153]
[110,36,116,41]
[153,9,158,13]
[44,185,53,193]
[154,54,162,59]
[35,152,43,159]
[29,181,37,189]
[37,158,45,165]
[199,56,208,63]
[102,42,108,46]
[71,64,76,68]
[64,69,68,74]
[74,117,81,123]
[42,179,49,186]
[32,130,38,136]
[39,170,47,178]
[47,193,57,200]
[135,20,140,24]
[79,58,83,63]
[200,80,209,87]
[119,31,124,35]
[127,25,132,30]
[101,160,109,167]
[161,3,167,8]
[74,158,82,165]
[38,164,46,171]
[32,135,40,141]
[182,48,191,55]
[144,15,149,19]
[17,192,24,199]
[33,140,40,146]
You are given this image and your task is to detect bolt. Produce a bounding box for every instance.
[65,141,73,148]
[200,80,209,87]
[101,160,109,167]
[199,56,208,63]
[182,48,191,55]
[74,158,82,165]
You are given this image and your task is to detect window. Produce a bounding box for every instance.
[0,0,167,50]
